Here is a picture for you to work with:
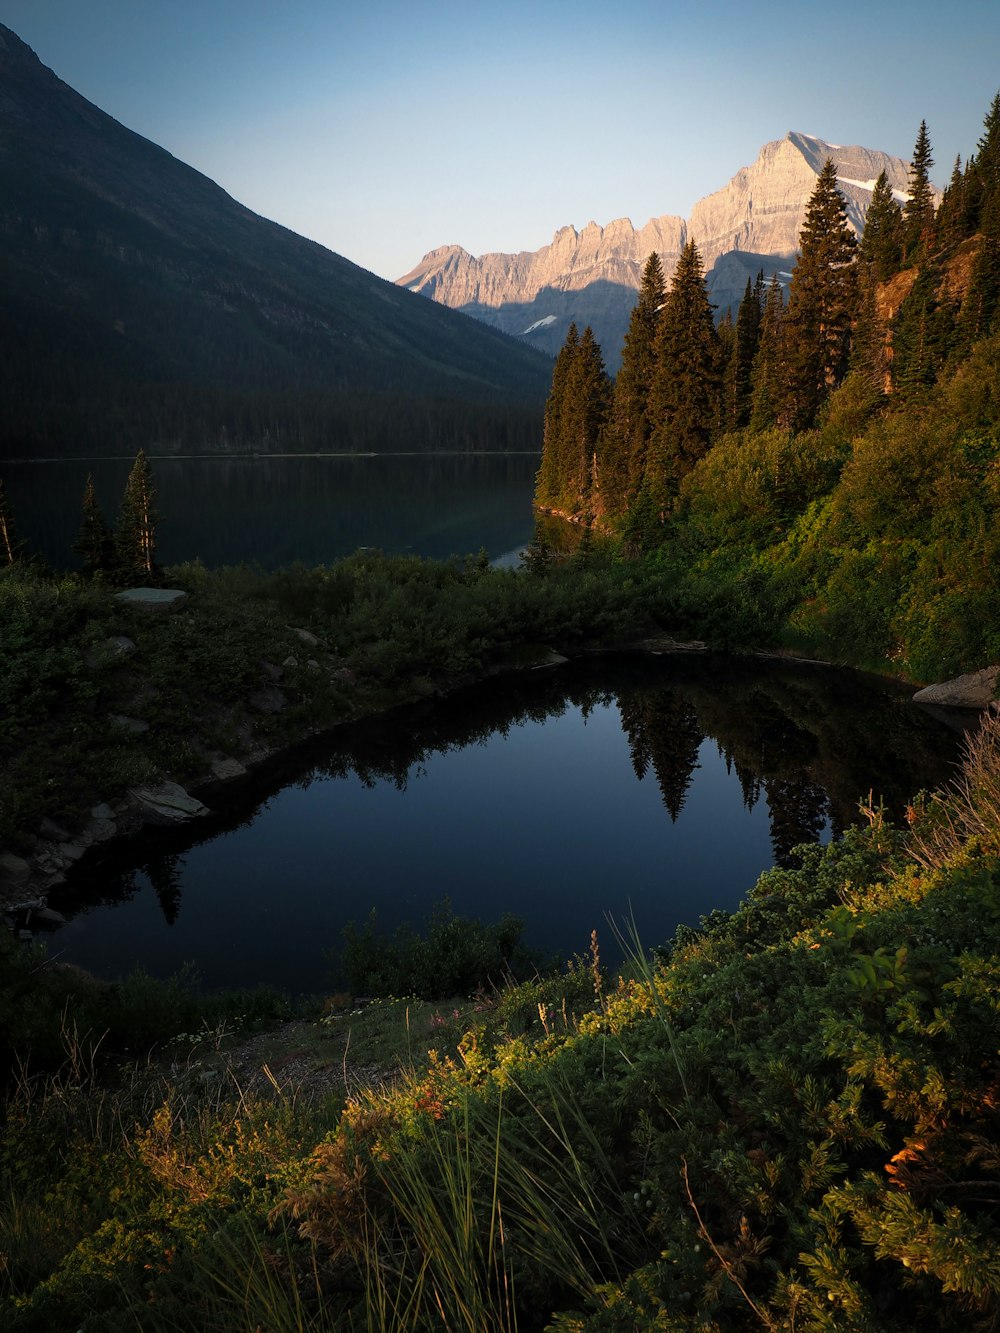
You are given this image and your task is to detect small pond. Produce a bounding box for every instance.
[43,654,970,994]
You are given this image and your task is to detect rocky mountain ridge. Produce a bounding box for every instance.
[397,132,914,368]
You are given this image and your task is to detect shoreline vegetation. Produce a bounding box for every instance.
[3,99,1000,1329]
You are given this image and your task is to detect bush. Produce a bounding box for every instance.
[338,899,535,999]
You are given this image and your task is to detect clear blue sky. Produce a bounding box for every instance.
[3,0,998,280]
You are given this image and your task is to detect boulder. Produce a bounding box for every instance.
[0,851,30,883]
[131,782,208,821]
[109,714,150,733]
[85,635,136,667]
[116,587,189,612]
[210,756,247,781]
[912,665,1000,709]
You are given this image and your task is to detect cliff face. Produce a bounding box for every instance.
[397,133,914,370]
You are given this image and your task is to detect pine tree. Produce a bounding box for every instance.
[116,450,158,583]
[959,95,1000,342]
[935,156,968,249]
[74,474,115,577]
[535,324,579,510]
[892,265,955,397]
[749,275,785,432]
[780,161,858,429]
[604,253,665,514]
[724,274,764,431]
[0,477,22,565]
[645,240,721,508]
[902,120,936,263]
[859,171,903,282]
[562,325,611,518]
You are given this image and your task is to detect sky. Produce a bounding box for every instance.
[3,0,999,281]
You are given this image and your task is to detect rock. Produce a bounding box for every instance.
[306,658,320,672]
[210,756,247,781]
[131,782,209,821]
[17,929,33,943]
[85,635,136,667]
[109,714,150,733]
[531,650,569,669]
[31,906,67,925]
[116,587,189,612]
[86,817,117,842]
[57,841,88,861]
[282,654,298,669]
[91,803,114,820]
[0,851,30,882]
[38,816,71,840]
[289,626,323,648]
[249,686,286,713]
[912,666,999,709]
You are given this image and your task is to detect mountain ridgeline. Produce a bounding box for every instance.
[0,24,551,460]
[397,132,914,368]
[536,98,1000,683]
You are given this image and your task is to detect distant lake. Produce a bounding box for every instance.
[45,655,967,994]
[2,452,541,570]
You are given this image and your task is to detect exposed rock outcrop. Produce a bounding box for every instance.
[397,132,914,369]
[913,666,1000,709]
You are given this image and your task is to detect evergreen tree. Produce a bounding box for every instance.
[645,240,721,509]
[749,275,785,432]
[892,265,955,398]
[934,156,968,249]
[724,274,764,431]
[604,253,665,513]
[116,449,158,583]
[562,326,611,518]
[959,96,1000,342]
[858,171,903,282]
[780,161,858,430]
[0,477,22,565]
[902,120,936,263]
[535,324,579,509]
[74,474,115,576]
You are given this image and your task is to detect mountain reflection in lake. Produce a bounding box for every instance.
[48,655,969,992]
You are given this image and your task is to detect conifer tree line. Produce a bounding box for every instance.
[1,449,159,582]
[535,96,1000,540]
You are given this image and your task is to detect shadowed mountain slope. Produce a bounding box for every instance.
[0,24,551,458]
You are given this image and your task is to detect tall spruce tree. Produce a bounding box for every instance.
[859,171,904,282]
[116,450,158,583]
[960,95,1000,343]
[562,325,611,518]
[0,477,22,565]
[902,120,936,263]
[74,474,115,577]
[780,161,857,430]
[605,253,665,514]
[645,240,720,509]
[749,275,785,432]
[535,323,579,510]
[724,274,764,432]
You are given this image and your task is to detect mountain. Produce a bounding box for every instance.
[0,24,552,459]
[397,133,913,369]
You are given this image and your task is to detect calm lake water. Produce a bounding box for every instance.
[2,452,541,570]
[46,655,966,993]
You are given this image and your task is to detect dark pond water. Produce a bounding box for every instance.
[2,452,540,570]
[45,655,968,994]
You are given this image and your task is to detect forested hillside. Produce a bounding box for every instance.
[537,99,1000,681]
[0,24,550,459]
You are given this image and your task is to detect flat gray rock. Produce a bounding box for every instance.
[912,665,999,708]
[210,756,247,781]
[131,782,208,820]
[116,587,189,612]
